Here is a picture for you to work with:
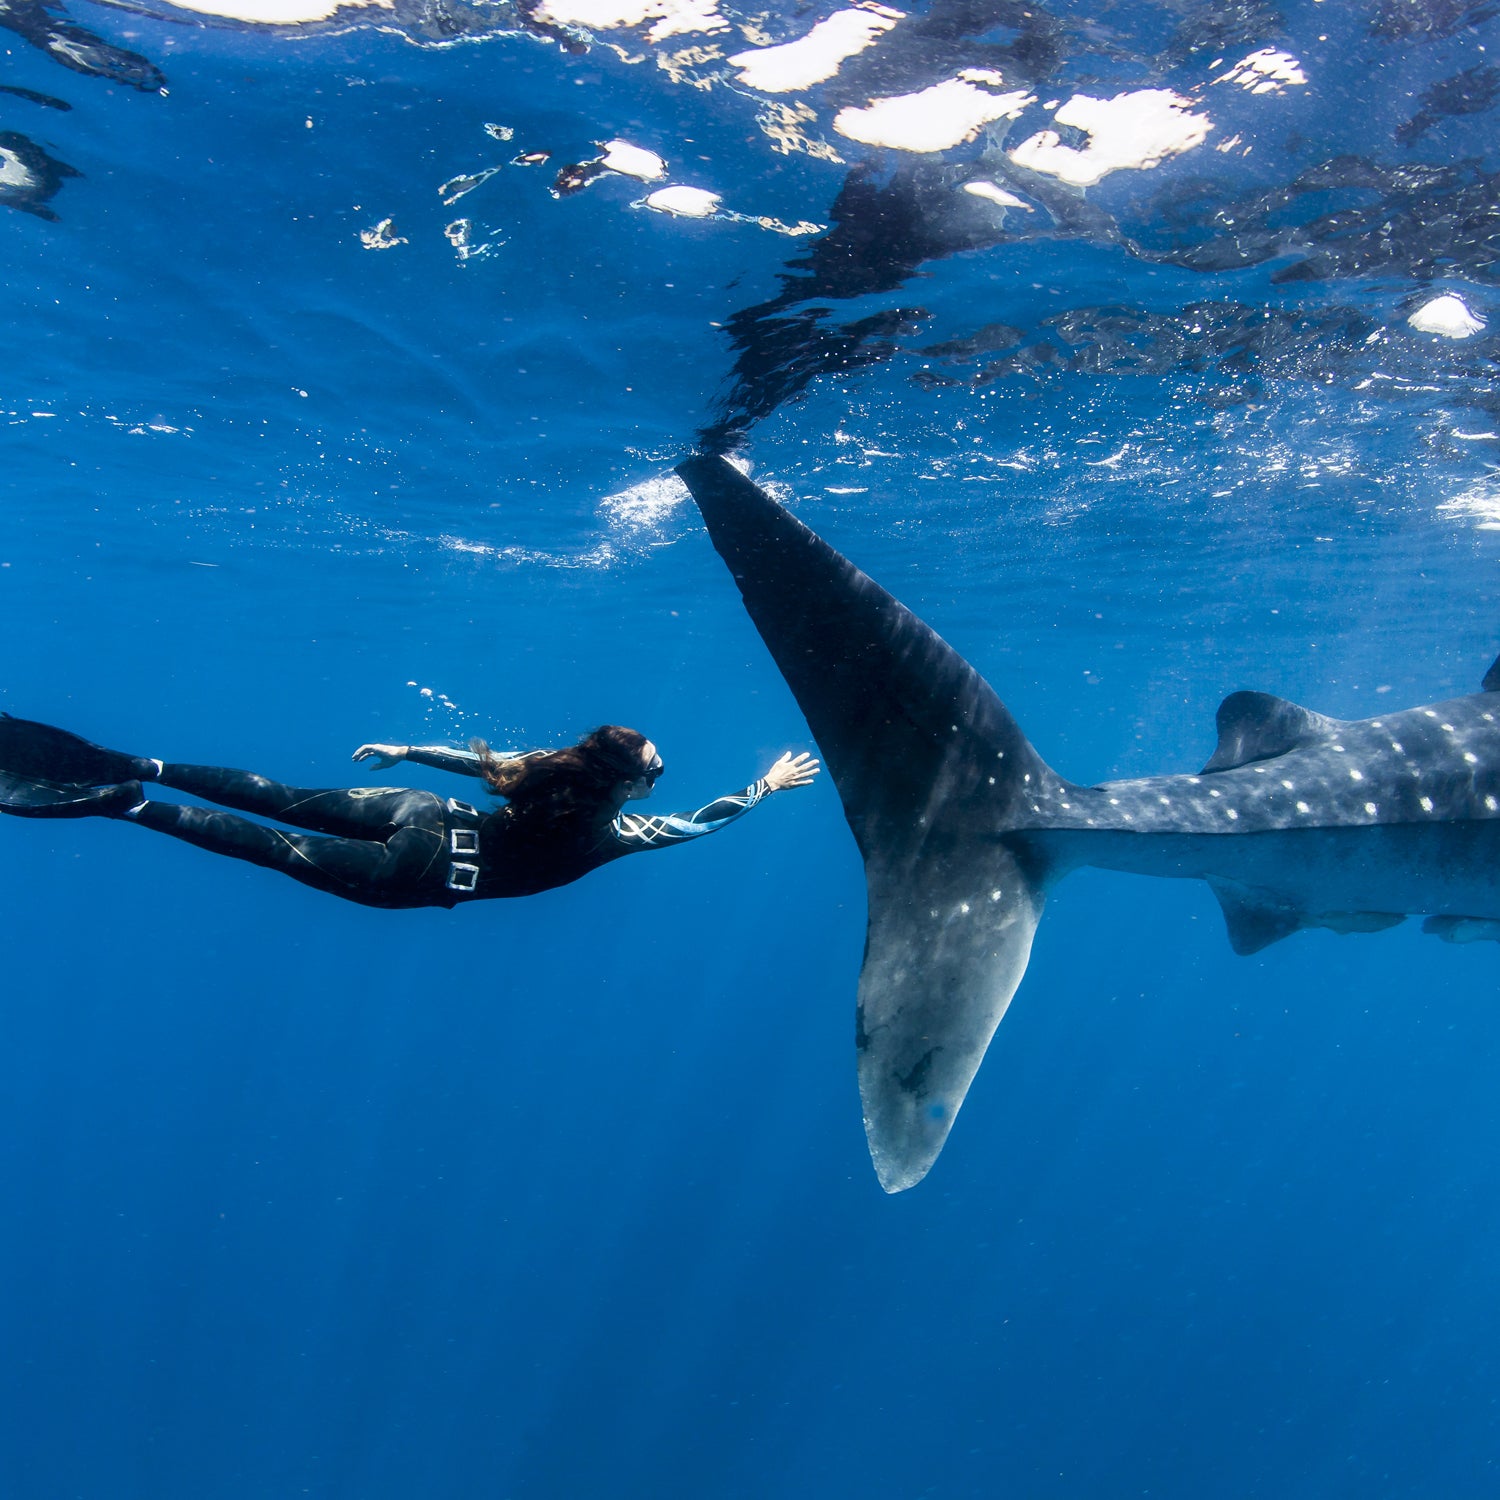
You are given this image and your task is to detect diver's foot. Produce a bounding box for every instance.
[104,781,147,818]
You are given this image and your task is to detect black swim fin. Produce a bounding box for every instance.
[0,714,154,786]
[0,770,142,818]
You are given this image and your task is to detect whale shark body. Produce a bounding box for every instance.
[676,454,1500,1193]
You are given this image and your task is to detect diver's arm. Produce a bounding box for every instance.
[352,743,518,777]
[404,745,490,776]
[611,752,820,850]
[611,781,771,849]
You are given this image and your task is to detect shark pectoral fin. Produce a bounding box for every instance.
[1483,652,1500,692]
[1424,914,1500,944]
[1208,879,1304,955]
[1312,911,1405,937]
[1201,691,1340,773]
[1211,880,1407,953]
[858,839,1047,1194]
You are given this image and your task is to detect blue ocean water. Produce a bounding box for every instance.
[4,0,1500,1495]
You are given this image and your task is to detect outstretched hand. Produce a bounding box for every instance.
[763,750,820,792]
[352,743,408,769]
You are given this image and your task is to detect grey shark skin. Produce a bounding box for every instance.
[676,453,1500,1193]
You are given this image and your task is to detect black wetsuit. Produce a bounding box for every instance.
[129,747,769,909]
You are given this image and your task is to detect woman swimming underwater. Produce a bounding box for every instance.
[0,715,819,908]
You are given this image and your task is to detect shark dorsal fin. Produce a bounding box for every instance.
[1483,653,1500,692]
[1202,690,1337,773]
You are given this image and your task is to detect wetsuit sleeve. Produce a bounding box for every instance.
[611,780,770,850]
[402,745,496,777]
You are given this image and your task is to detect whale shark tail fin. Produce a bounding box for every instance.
[676,454,1066,1191]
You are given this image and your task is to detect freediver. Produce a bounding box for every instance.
[0,715,819,907]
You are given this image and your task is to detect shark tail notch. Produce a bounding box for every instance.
[676,454,1066,1191]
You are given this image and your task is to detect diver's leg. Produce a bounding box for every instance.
[155,765,436,840]
[122,800,446,907]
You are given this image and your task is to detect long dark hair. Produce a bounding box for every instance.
[471,725,650,831]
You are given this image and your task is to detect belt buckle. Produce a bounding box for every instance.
[448,798,478,818]
[450,827,480,855]
[446,862,479,893]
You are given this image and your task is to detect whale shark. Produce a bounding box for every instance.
[676,453,1500,1193]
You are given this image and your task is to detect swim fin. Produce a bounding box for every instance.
[0,771,142,818]
[0,714,154,786]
